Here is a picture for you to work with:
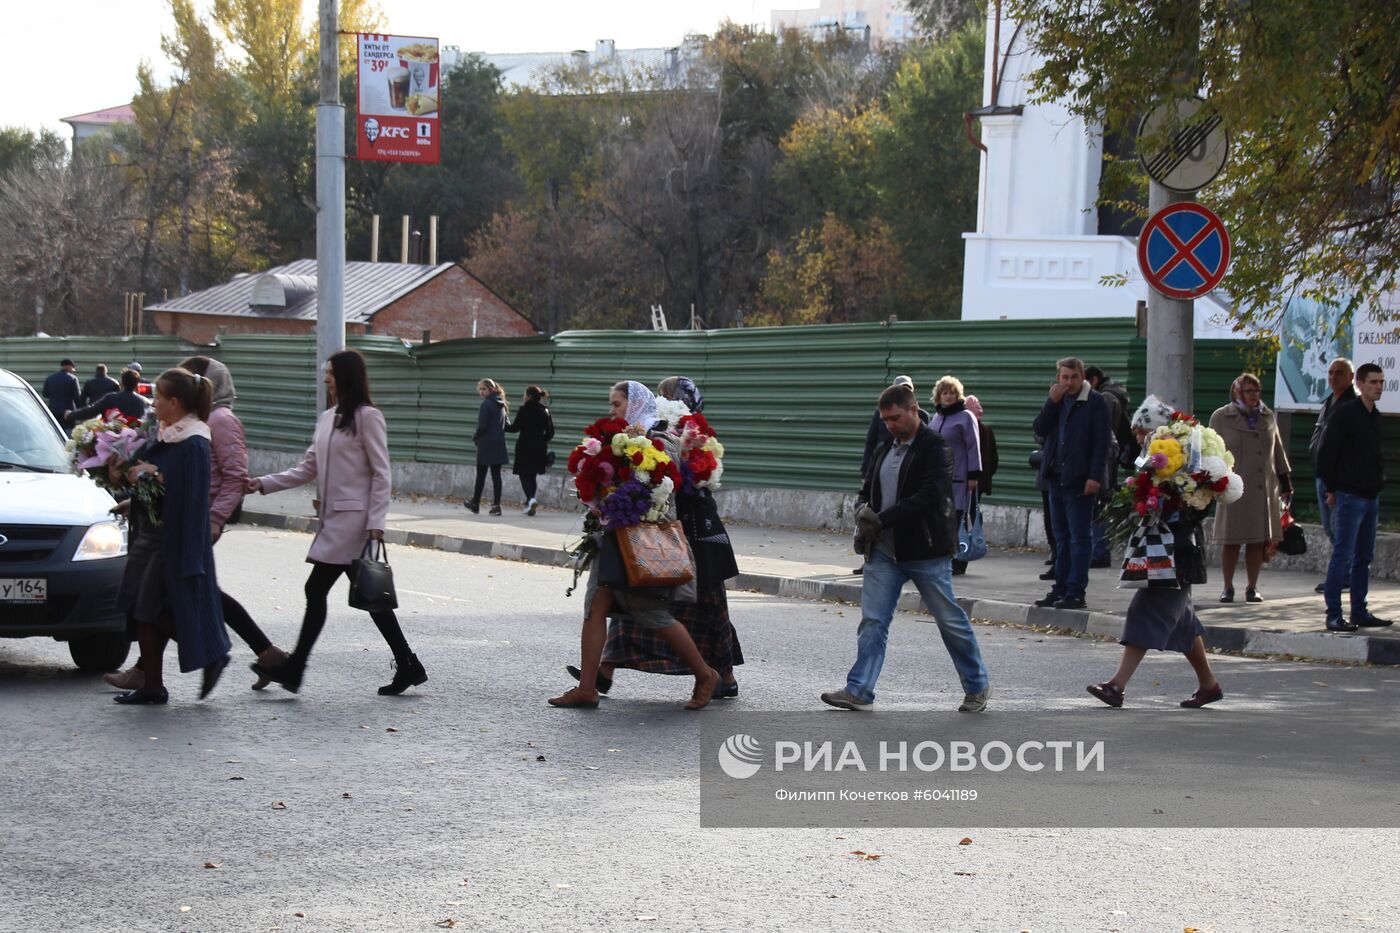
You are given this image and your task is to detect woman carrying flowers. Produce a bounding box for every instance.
[1086,397,1235,709]
[550,380,719,710]
[567,376,744,699]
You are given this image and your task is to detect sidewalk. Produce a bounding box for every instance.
[238,488,1400,666]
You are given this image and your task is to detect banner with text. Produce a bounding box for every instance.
[356,33,440,164]
[1275,293,1398,413]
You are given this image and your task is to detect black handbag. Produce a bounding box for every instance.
[349,539,398,612]
[543,450,557,471]
[1278,510,1308,556]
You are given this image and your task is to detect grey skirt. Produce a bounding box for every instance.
[1120,585,1205,653]
[115,512,167,627]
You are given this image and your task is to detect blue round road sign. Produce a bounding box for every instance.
[1137,202,1231,300]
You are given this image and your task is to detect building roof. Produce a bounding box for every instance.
[60,104,136,126]
[145,260,456,323]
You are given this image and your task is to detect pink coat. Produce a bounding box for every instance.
[207,406,248,530]
[256,406,392,565]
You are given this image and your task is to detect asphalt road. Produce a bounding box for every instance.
[2,526,1399,932]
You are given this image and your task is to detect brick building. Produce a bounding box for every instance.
[145,261,536,345]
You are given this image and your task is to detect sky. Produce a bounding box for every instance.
[9,0,784,140]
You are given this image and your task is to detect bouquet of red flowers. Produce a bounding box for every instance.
[673,413,724,492]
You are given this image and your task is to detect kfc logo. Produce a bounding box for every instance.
[382,125,410,139]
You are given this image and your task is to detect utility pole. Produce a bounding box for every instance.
[315,0,346,413]
[1145,181,1195,412]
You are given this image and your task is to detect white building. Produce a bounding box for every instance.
[59,104,135,147]
[771,0,918,44]
[444,37,707,92]
[960,8,1236,338]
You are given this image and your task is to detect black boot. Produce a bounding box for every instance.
[378,654,428,696]
[251,656,305,694]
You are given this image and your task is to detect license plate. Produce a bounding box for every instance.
[0,578,46,603]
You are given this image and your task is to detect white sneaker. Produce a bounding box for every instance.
[820,688,873,711]
[525,498,538,516]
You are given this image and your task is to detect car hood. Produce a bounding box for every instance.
[0,472,117,526]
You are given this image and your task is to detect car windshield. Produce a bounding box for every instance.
[0,386,70,472]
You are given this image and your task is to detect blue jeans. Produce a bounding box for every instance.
[1315,476,1336,544]
[1090,517,1110,563]
[1325,492,1378,617]
[845,550,989,702]
[1047,483,1096,600]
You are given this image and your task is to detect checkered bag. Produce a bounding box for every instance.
[615,521,696,588]
[1118,519,1180,589]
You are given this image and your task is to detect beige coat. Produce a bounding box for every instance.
[1209,403,1291,545]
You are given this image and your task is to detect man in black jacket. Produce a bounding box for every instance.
[42,358,82,423]
[65,368,149,425]
[80,364,120,407]
[822,383,991,712]
[1308,357,1360,592]
[1317,362,1390,631]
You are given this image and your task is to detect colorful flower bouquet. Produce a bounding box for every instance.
[674,413,724,492]
[66,411,162,522]
[1103,409,1243,587]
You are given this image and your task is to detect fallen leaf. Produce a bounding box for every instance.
[386,727,399,733]
[179,906,192,913]
[341,792,353,799]
[226,759,241,764]
[293,913,306,919]
[849,850,881,861]
[834,835,847,840]
[826,893,846,899]
[1153,808,1165,815]
[953,871,975,877]
[584,766,600,771]
[536,755,547,762]
[635,917,657,922]
[203,862,220,869]
[271,802,287,810]
[1313,681,1329,688]
[459,879,470,887]
[959,837,973,846]
[227,776,245,781]
[434,920,459,929]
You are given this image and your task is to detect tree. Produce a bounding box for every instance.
[754,215,905,325]
[0,127,66,178]
[1007,0,1400,331]
[904,0,986,39]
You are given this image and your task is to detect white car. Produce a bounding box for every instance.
[0,368,130,671]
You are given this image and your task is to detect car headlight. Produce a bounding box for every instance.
[73,521,127,561]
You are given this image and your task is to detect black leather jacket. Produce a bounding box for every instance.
[858,425,957,561]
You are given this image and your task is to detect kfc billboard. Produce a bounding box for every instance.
[357,34,440,164]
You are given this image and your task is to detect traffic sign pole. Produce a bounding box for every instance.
[1146,181,1195,413]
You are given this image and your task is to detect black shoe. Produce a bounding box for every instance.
[1245,587,1263,603]
[566,664,613,695]
[199,654,230,700]
[378,654,428,695]
[1219,588,1235,603]
[489,504,502,516]
[1053,597,1087,610]
[114,687,168,705]
[1039,569,1057,581]
[1315,582,1326,594]
[1089,557,1112,569]
[1044,557,1054,566]
[1033,593,1061,608]
[852,566,864,576]
[463,499,480,514]
[1353,612,1393,628]
[714,681,740,700]
[251,657,305,693]
[1325,613,1359,633]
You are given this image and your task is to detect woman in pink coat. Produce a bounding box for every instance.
[246,349,427,696]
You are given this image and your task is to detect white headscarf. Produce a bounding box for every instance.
[623,380,659,428]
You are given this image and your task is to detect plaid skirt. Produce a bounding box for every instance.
[602,580,745,675]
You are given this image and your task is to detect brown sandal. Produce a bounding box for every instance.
[685,668,720,710]
[548,686,600,709]
[1086,681,1124,708]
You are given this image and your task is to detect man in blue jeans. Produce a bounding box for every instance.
[1308,358,1358,592]
[1317,362,1390,632]
[1032,357,1110,611]
[822,383,991,712]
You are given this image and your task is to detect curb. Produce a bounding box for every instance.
[240,509,1397,667]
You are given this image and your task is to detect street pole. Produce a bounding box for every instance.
[1145,179,1195,412]
[315,0,345,413]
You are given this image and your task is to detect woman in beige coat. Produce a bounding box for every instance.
[1208,373,1292,603]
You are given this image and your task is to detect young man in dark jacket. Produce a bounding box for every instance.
[42,358,82,423]
[1032,357,1110,610]
[822,383,991,712]
[81,364,120,407]
[65,368,149,424]
[1317,362,1389,632]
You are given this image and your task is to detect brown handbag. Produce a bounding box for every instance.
[615,521,696,588]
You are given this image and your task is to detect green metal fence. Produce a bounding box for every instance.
[6,321,1392,520]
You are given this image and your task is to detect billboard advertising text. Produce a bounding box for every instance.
[357,33,440,165]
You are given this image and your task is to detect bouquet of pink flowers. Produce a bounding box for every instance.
[66,411,162,522]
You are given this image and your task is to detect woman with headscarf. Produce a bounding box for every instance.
[467,378,509,515]
[1087,397,1223,709]
[566,375,744,698]
[1208,374,1292,603]
[550,380,720,711]
[930,375,982,575]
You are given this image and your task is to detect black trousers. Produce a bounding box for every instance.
[472,463,502,505]
[290,561,412,666]
[520,473,538,501]
[222,590,271,655]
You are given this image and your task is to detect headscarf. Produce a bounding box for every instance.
[622,380,658,429]
[963,395,984,419]
[202,358,237,410]
[1131,394,1174,432]
[1229,376,1268,430]
[670,376,704,413]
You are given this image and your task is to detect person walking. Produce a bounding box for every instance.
[856,375,928,575]
[81,364,120,408]
[930,375,981,576]
[111,368,230,704]
[466,378,509,515]
[42,358,82,424]
[1086,401,1224,709]
[1032,357,1110,611]
[67,368,149,425]
[505,385,554,516]
[1317,362,1390,632]
[1309,358,1359,592]
[569,375,744,699]
[549,379,720,711]
[104,357,288,693]
[247,349,427,695]
[1208,374,1292,603]
[821,383,991,712]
